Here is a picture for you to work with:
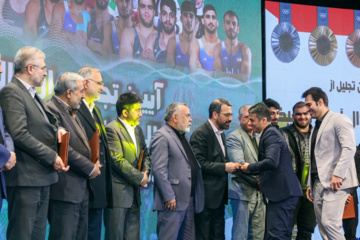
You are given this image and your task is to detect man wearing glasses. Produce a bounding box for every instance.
[77,66,112,240]
[0,46,69,240]
[280,102,316,239]
[142,0,177,63]
[190,98,240,240]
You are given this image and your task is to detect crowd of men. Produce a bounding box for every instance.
[0,45,359,240]
[1,0,251,81]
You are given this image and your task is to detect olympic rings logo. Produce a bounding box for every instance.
[319,13,327,19]
[282,9,290,15]
[356,16,360,22]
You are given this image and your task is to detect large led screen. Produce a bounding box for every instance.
[266,1,360,238]
[0,0,262,238]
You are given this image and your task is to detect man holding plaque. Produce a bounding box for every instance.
[104,92,150,240]
[0,47,68,240]
[78,66,112,240]
[46,72,102,240]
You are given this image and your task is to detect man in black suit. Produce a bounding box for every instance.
[240,102,303,240]
[46,72,102,240]
[77,66,112,240]
[190,98,240,240]
[0,46,69,240]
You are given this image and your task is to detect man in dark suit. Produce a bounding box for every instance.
[0,54,16,212]
[240,102,303,240]
[0,46,68,240]
[151,102,204,239]
[104,92,151,240]
[190,98,240,240]
[77,66,112,240]
[46,72,102,240]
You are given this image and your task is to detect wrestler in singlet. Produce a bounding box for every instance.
[37,0,49,38]
[175,35,190,69]
[2,0,26,27]
[198,38,214,71]
[133,27,143,59]
[153,31,167,63]
[111,20,120,55]
[63,1,77,33]
[220,41,243,74]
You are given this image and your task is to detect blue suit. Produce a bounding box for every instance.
[0,106,14,211]
[248,124,302,240]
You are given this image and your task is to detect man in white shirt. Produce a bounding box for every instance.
[104,92,151,240]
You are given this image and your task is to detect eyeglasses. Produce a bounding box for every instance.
[220,113,233,118]
[87,79,104,86]
[27,64,47,72]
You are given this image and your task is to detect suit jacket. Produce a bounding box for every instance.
[309,110,358,192]
[248,124,302,202]
[105,118,151,208]
[46,96,94,203]
[151,124,204,213]
[0,106,14,204]
[77,102,112,209]
[227,126,260,201]
[190,121,228,209]
[0,77,59,187]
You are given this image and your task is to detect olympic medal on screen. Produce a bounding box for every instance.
[346,29,360,68]
[271,21,300,63]
[309,26,337,66]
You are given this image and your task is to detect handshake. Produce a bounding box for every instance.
[225,162,250,173]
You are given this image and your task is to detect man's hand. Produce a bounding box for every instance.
[164,198,176,211]
[240,162,250,172]
[257,182,262,192]
[330,175,343,192]
[90,160,102,179]
[306,187,313,203]
[345,194,353,206]
[53,156,70,172]
[57,128,68,143]
[4,151,16,171]
[140,170,149,187]
[225,162,241,173]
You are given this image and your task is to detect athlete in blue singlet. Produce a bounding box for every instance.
[198,38,214,71]
[63,1,77,33]
[37,0,50,38]
[175,35,190,69]
[220,41,243,74]
[133,27,143,59]
[87,10,103,44]
[153,31,167,63]
[111,20,121,55]
[2,0,27,27]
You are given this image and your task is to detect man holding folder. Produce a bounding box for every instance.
[77,66,113,240]
[104,92,151,240]
[46,72,102,240]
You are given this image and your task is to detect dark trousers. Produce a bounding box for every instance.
[265,196,299,240]
[293,190,317,240]
[6,186,50,240]
[343,188,359,240]
[48,196,90,240]
[104,201,140,240]
[88,208,103,240]
[157,197,195,240]
[195,204,225,240]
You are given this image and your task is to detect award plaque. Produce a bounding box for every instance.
[346,10,360,68]
[271,3,300,63]
[309,7,337,66]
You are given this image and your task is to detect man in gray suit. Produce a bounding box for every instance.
[0,47,69,240]
[227,104,265,240]
[151,102,204,240]
[104,92,151,240]
[46,72,102,240]
[302,87,358,240]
